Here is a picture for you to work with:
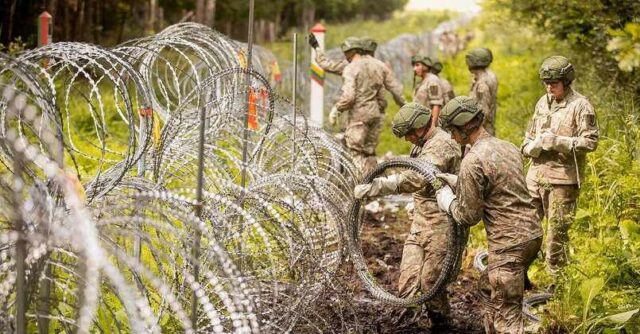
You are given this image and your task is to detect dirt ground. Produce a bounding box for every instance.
[300,204,486,333]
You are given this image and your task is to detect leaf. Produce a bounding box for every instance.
[604,309,639,324]
[580,277,606,323]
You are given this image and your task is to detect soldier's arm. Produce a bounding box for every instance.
[475,82,492,117]
[315,49,347,75]
[382,67,406,107]
[449,155,485,226]
[520,101,541,154]
[428,81,444,128]
[573,99,599,153]
[335,66,357,112]
[396,150,448,193]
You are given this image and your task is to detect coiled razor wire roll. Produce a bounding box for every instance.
[347,157,466,306]
[473,249,552,323]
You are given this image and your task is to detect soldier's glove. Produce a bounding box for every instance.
[522,135,543,158]
[354,174,406,199]
[436,185,456,214]
[329,106,341,126]
[308,33,319,49]
[436,173,458,191]
[541,131,576,154]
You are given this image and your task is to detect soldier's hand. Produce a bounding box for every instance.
[354,183,373,199]
[329,106,341,126]
[523,136,543,158]
[436,185,456,214]
[308,33,319,49]
[436,173,458,190]
[540,131,556,151]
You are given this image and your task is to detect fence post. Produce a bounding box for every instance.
[309,23,325,127]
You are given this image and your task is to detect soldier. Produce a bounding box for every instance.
[329,38,402,174]
[430,57,455,104]
[436,96,542,334]
[353,102,461,328]
[466,47,498,135]
[521,56,598,278]
[412,55,444,129]
[308,34,405,112]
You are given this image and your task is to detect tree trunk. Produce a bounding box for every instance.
[1,0,17,45]
[144,0,155,34]
[301,1,315,32]
[195,0,205,24]
[204,0,215,28]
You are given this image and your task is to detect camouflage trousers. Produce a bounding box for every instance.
[479,237,541,334]
[527,179,579,276]
[345,117,381,175]
[397,217,450,315]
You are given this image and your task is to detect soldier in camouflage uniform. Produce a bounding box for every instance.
[412,55,444,128]
[353,102,461,327]
[521,56,599,277]
[308,35,405,112]
[436,96,542,334]
[431,57,455,104]
[466,48,498,135]
[329,38,403,174]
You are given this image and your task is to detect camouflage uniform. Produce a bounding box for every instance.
[439,77,455,105]
[469,69,498,135]
[335,55,398,173]
[413,72,444,110]
[522,87,598,274]
[392,127,462,315]
[449,132,542,334]
[316,50,405,112]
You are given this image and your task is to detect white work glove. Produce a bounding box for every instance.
[436,185,456,214]
[540,131,575,154]
[329,106,341,126]
[522,135,543,158]
[353,174,405,199]
[436,173,458,191]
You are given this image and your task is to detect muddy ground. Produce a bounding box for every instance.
[298,204,486,333]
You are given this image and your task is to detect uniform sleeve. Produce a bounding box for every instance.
[520,100,542,154]
[315,49,347,75]
[335,65,357,112]
[475,82,492,116]
[573,99,599,153]
[382,66,406,107]
[413,82,429,107]
[427,78,444,107]
[396,143,453,194]
[450,154,485,227]
[376,90,388,113]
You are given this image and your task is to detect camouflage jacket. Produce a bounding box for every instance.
[317,52,405,112]
[522,88,599,185]
[413,72,444,109]
[450,132,542,252]
[469,69,498,130]
[396,128,461,233]
[437,76,455,105]
[336,55,403,121]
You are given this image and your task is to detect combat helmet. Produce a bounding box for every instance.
[341,36,365,53]
[361,36,378,54]
[439,96,482,129]
[539,56,575,84]
[431,57,443,74]
[392,103,432,138]
[465,47,493,69]
[411,55,433,68]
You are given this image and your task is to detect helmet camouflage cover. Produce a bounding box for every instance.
[539,55,575,84]
[465,47,493,69]
[411,55,433,67]
[361,36,378,53]
[431,57,443,74]
[439,96,481,129]
[341,36,365,53]
[392,102,432,138]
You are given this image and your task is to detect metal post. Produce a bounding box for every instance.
[239,0,255,190]
[12,129,27,334]
[309,23,326,127]
[291,33,298,219]
[191,103,207,330]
